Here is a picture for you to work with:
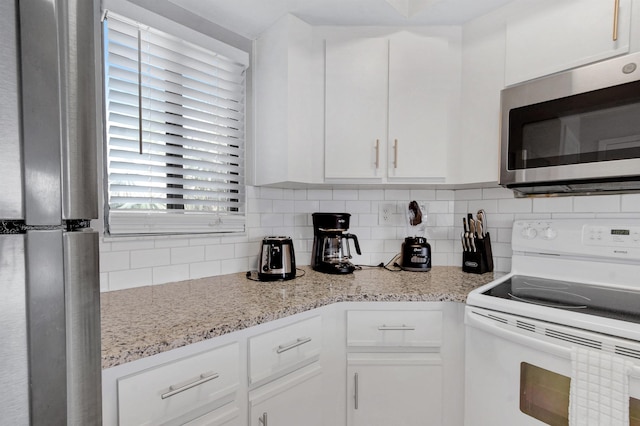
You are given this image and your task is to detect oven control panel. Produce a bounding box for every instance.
[512,219,640,259]
[583,225,640,246]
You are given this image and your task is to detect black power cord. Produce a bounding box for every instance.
[356,253,402,272]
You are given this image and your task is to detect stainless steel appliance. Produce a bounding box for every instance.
[1,1,101,424]
[258,236,296,281]
[465,219,640,425]
[500,52,640,196]
[311,213,361,274]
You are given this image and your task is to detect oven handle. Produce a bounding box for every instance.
[466,309,572,359]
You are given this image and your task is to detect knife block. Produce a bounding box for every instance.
[462,233,494,274]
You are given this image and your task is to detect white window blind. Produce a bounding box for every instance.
[103,13,247,235]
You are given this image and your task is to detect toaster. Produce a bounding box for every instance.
[258,236,296,281]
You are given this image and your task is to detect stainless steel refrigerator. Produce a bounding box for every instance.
[1,0,102,424]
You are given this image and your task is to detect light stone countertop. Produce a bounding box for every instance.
[100,266,497,369]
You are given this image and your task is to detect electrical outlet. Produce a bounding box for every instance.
[378,203,396,225]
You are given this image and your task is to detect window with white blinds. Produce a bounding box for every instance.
[103,13,247,235]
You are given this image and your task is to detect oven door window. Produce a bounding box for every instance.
[631,397,640,426]
[520,362,570,425]
[508,80,640,170]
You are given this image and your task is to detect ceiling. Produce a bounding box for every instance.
[167,0,517,39]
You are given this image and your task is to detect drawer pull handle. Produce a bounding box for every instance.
[377,324,416,331]
[276,337,312,354]
[259,412,268,426]
[161,371,219,399]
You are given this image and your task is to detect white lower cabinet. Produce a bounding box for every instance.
[184,403,241,426]
[116,342,240,426]
[104,302,464,426]
[248,363,324,426]
[347,353,443,426]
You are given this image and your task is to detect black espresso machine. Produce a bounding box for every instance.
[311,213,361,274]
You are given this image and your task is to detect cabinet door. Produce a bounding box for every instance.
[388,32,452,180]
[505,0,631,85]
[249,364,323,426]
[325,38,389,180]
[347,353,443,426]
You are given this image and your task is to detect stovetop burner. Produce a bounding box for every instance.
[483,275,640,324]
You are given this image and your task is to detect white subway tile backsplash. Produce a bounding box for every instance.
[110,239,155,252]
[622,194,640,212]
[109,268,152,291]
[205,244,235,261]
[384,189,411,200]
[273,200,294,213]
[410,189,437,200]
[436,190,455,200]
[260,187,285,200]
[481,187,513,199]
[131,248,171,269]
[100,251,129,272]
[294,200,320,213]
[153,264,189,285]
[101,185,640,291]
[319,200,346,211]
[221,257,249,275]
[307,189,333,200]
[573,195,621,213]
[455,189,482,200]
[346,200,372,214]
[533,197,573,213]
[154,238,190,249]
[189,260,222,279]
[260,213,284,227]
[467,199,498,214]
[171,246,205,265]
[497,198,532,214]
[358,189,385,200]
[334,189,359,200]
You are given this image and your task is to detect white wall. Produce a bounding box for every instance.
[99,186,640,292]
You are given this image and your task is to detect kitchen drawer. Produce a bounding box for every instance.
[118,342,239,426]
[248,315,322,385]
[184,402,241,426]
[347,310,442,348]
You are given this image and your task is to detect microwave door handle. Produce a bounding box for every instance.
[466,309,571,359]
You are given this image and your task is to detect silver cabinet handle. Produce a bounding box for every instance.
[354,372,359,410]
[393,139,398,169]
[161,371,219,399]
[276,337,312,354]
[259,412,268,426]
[374,139,380,169]
[377,324,416,331]
[613,0,620,41]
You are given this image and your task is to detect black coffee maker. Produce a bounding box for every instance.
[311,213,361,274]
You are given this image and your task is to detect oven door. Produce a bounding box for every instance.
[465,306,640,426]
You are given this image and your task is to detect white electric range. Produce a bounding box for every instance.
[465,219,640,426]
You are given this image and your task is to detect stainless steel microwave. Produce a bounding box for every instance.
[500,52,640,196]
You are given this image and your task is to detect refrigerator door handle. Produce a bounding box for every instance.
[64,230,102,425]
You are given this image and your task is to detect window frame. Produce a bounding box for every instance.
[101,3,250,236]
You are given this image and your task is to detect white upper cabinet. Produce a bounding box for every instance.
[254,15,324,186]
[324,32,459,183]
[388,32,455,181]
[325,37,390,180]
[504,0,633,86]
